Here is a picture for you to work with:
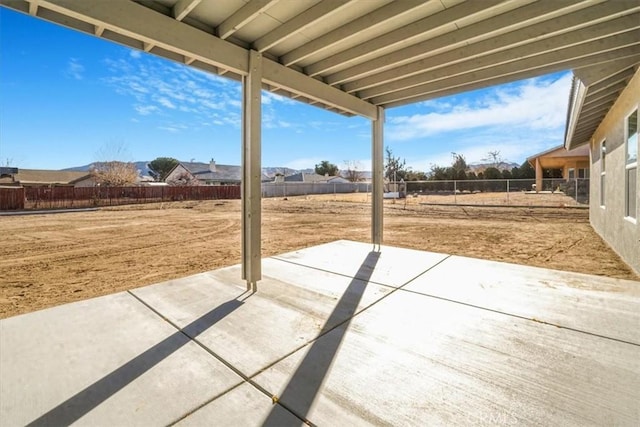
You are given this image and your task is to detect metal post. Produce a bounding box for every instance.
[372,106,384,248]
[241,50,262,292]
[506,179,510,204]
[454,180,457,205]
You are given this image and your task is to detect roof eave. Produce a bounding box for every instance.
[564,76,589,151]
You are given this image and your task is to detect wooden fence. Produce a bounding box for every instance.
[0,187,25,210]
[0,185,240,211]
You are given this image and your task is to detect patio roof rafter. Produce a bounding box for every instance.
[217,0,279,40]
[341,5,640,93]
[279,0,428,67]
[359,22,640,100]
[371,43,640,107]
[328,0,597,88]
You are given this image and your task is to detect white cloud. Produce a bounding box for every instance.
[262,91,296,105]
[157,97,176,109]
[103,55,243,125]
[66,58,85,80]
[129,50,142,59]
[135,105,160,115]
[387,73,572,141]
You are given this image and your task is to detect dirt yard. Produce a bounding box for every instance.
[1,196,637,318]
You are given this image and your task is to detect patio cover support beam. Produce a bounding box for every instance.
[242,50,262,291]
[24,0,376,119]
[372,107,384,247]
[535,158,543,194]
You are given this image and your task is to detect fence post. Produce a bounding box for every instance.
[506,179,510,204]
[575,178,578,203]
[454,180,457,205]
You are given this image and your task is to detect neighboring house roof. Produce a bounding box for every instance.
[166,161,270,183]
[284,172,335,183]
[327,176,351,184]
[527,145,590,169]
[0,169,92,186]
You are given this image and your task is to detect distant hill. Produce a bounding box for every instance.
[467,161,519,174]
[63,161,373,180]
[63,161,153,177]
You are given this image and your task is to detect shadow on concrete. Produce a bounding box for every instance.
[262,251,380,426]
[27,295,246,427]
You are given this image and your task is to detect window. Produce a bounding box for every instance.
[578,168,589,179]
[568,168,575,179]
[626,109,638,219]
[600,140,606,207]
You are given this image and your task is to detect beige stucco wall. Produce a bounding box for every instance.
[589,67,639,275]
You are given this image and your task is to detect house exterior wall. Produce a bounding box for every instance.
[589,68,639,274]
[164,164,197,185]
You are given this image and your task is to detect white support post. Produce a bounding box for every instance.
[372,106,384,248]
[241,50,262,292]
[454,180,457,205]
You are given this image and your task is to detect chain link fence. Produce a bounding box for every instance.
[402,178,589,207]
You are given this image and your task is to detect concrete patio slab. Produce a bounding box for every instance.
[253,289,640,426]
[273,240,448,287]
[0,292,245,426]
[175,383,300,426]
[131,256,392,377]
[2,240,639,426]
[404,255,640,345]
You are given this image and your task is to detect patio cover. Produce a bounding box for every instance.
[2,0,639,286]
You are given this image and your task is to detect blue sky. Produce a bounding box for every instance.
[0,7,573,172]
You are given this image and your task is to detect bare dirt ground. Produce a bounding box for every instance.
[1,196,637,318]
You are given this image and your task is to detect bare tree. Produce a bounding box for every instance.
[91,141,139,186]
[166,171,200,186]
[343,160,364,182]
[384,147,407,181]
[483,150,503,168]
[91,161,139,186]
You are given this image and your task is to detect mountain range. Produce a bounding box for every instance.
[63,161,318,178]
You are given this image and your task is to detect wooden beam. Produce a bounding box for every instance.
[94,24,105,36]
[30,0,375,118]
[217,0,279,40]
[381,45,640,108]
[372,40,640,106]
[280,0,427,67]
[358,15,640,99]
[172,0,201,22]
[305,0,569,77]
[252,0,350,52]
[574,54,640,84]
[340,4,639,92]
[372,107,384,247]
[242,50,262,290]
[261,59,377,119]
[327,0,507,85]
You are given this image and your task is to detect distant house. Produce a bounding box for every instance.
[164,159,270,185]
[0,168,95,187]
[527,145,590,191]
[282,172,348,183]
